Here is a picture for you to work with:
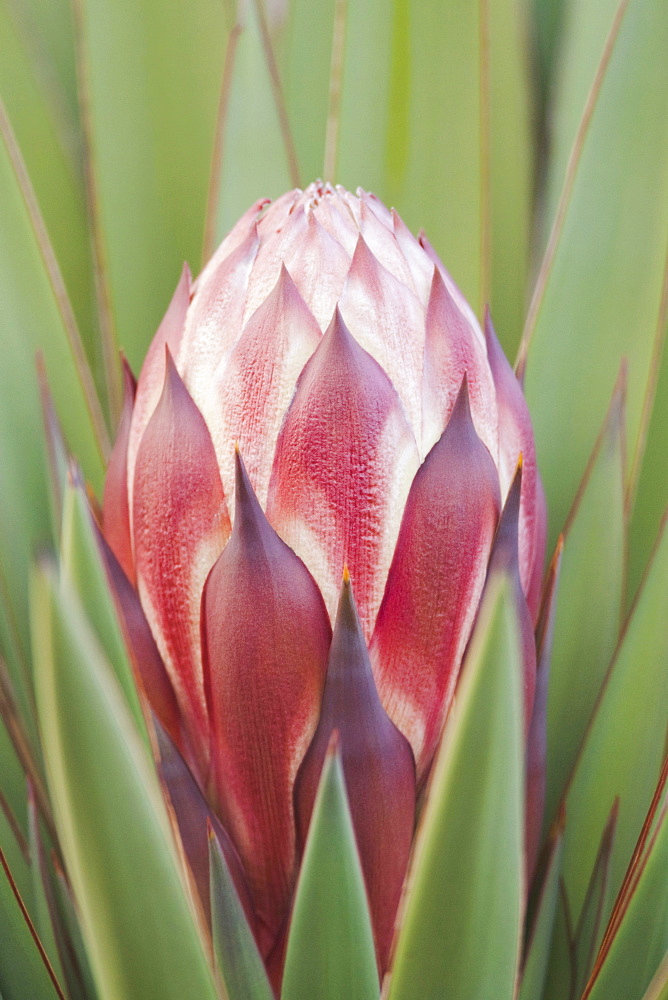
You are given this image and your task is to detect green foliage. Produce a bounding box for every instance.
[389,574,524,1000]
[282,748,379,1000]
[0,0,666,998]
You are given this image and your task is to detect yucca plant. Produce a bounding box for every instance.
[0,1,666,999]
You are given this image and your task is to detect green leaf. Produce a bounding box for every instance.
[628,313,668,602]
[281,745,379,1000]
[559,513,668,936]
[59,477,147,742]
[344,0,488,315]
[278,0,333,184]
[640,953,668,1000]
[77,0,229,374]
[0,799,31,913]
[571,802,620,998]
[336,0,531,352]
[522,0,668,548]
[31,560,218,1000]
[0,0,99,374]
[519,819,565,1000]
[0,99,107,709]
[212,1,294,246]
[543,383,625,831]
[542,0,620,233]
[585,801,668,1000]
[488,0,534,355]
[389,573,524,1000]
[209,826,274,1000]
[0,848,64,1000]
[26,790,64,988]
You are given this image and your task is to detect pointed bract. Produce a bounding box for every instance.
[201,451,331,949]
[422,269,497,461]
[127,263,191,519]
[371,379,501,779]
[214,265,321,504]
[154,722,256,941]
[133,351,231,778]
[485,460,537,728]
[485,310,546,620]
[295,574,415,971]
[267,309,419,638]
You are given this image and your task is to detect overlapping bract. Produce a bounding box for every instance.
[102,182,546,976]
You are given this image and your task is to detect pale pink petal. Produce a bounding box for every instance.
[392,209,434,305]
[213,265,321,504]
[419,231,486,348]
[283,212,350,330]
[422,268,498,461]
[371,379,501,780]
[193,198,268,295]
[340,236,425,441]
[133,352,231,776]
[311,185,359,255]
[242,211,308,324]
[127,263,190,522]
[179,227,259,404]
[267,309,420,638]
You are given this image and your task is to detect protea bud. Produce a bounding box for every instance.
[102,181,546,977]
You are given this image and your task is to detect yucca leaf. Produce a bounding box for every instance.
[26,787,66,989]
[76,0,229,378]
[0,797,31,912]
[354,0,488,316]
[543,379,625,832]
[0,847,64,1000]
[279,0,333,184]
[30,560,218,1000]
[522,0,668,547]
[341,0,531,353]
[542,0,620,232]
[585,779,668,1000]
[628,318,668,601]
[569,802,620,998]
[519,817,565,1000]
[0,97,107,726]
[281,743,380,1000]
[209,824,274,1000]
[488,0,533,354]
[389,572,524,1000]
[59,476,147,742]
[0,0,98,373]
[558,512,668,940]
[640,954,668,1000]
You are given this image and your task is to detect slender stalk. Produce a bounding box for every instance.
[323,0,348,183]
[203,23,243,265]
[252,0,301,188]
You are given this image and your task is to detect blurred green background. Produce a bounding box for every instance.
[0,1,667,998]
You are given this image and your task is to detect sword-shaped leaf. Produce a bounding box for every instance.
[522,0,668,547]
[389,572,524,1000]
[282,742,379,1000]
[0,847,64,1000]
[208,825,274,1000]
[31,560,218,1000]
[559,513,668,936]
[543,379,625,832]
